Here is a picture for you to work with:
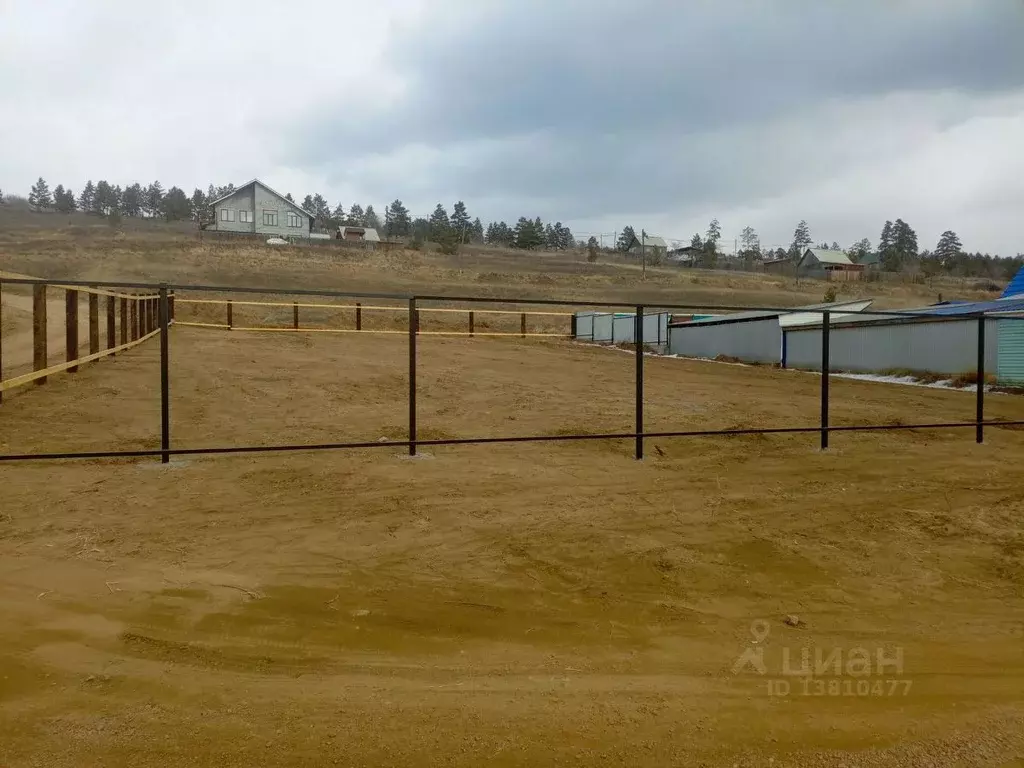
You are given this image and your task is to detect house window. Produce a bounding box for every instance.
[239,210,253,223]
[263,210,278,227]
[287,211,301,228]
[220,208,235,222]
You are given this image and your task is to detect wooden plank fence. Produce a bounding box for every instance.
[0,273,170,396]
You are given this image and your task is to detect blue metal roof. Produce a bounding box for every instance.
[1002,266,1024,299]
[917,296,1024,315]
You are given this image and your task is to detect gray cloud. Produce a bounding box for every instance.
[280,1,1024,251]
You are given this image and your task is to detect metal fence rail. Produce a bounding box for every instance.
[0,276,1020,464]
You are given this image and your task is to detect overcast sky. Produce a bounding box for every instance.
[2,0,1023,254]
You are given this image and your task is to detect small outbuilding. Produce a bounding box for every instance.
[796,248,865,281]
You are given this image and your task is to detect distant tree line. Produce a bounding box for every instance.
[9,177,1021,273]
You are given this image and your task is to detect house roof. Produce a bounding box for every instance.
[629,234,667,249]
[803,248,855,266]
[1002,266,1024,299]
[209,179,315,218]
[668,299,875,328]
[340,226,381,242]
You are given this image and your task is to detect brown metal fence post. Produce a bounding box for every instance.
[356,302,362,331]
[131,297,139,340]
[408,298,417,456]
[106,295,116,354]
[521,312,527,338]
[159,286,170,464]
[0,280,4,404]
[33,284,47,385]
[89,292,99,354]
[635,305,644,460]
[227,300,233,330]
[120,297,128,345]
[469,311,474,337]
[293,302,299,330]
[976,315,985,444]
[66,289,79,372]
[820,311,830,450]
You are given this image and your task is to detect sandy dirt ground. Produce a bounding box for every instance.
[2,328,1024,766]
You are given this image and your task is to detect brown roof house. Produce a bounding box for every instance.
[796,248,865,281]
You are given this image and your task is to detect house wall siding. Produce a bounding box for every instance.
[784,318,999,374]
[253,182,309,237]
[668,317,781,363]
[212,188,255,233]
[212,182,310,236]
[997,318,1024,384]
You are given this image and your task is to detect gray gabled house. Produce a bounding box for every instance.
[209,179,314,237]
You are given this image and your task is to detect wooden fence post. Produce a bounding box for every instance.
[130,297,138,341]
[469,311,474,337]
[293,302,299,330]
[33,284,47,385]
[66,289,79,373]
[89,292,99,354]
[169,293,175,322]
[521,312,527,338]
[227,300,233,330]
[120,297,128,345]
[356,302,362,331]
[106,295,116,354]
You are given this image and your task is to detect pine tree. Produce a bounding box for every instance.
[690,233,703,250]
[586,235,599,262]
[79,180,96,213]
[893,219,918,260]
[848,238,872,262]
[144,181,164,217]
[121,183,143,217]
[934,230,963,263]
[28,177,52,210]
[429,204,450,240]
[311,194,330,226]
[190,188,209,222]
[332,203,346,228]
[301,195,315,213]
[617,226,636,251]
[706,218,722,248]
[348,203,364,226]
[386,199,411,236]
[830,241,840,251]
[364,205,381,230]
[162,187,192,221]
[740,226,759,254]
[471,217,484,243]
[789,220,812,258]
[450,201,470,237]
[94,181,116,215]
[285,192,294,202]
[879,221,894,255]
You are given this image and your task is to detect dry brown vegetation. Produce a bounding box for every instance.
[2,214,1024,766]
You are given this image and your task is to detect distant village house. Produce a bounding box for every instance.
[796,248,865,281]
[210,179,313,237]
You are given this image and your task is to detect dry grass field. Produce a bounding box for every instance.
[2,215,1024,766]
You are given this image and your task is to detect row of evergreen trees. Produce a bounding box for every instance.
[20,178,570,250]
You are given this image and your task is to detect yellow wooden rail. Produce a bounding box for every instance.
[0,270,159,300]
[0,328,162,392]
[174,298,569,317]
[174,322,564,337]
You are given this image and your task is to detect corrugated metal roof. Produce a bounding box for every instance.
[805,248,854,266]
[668,299,874,328]
[915,296,1024,315]
[630,235,667,249]
[1002,266,1024,298]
